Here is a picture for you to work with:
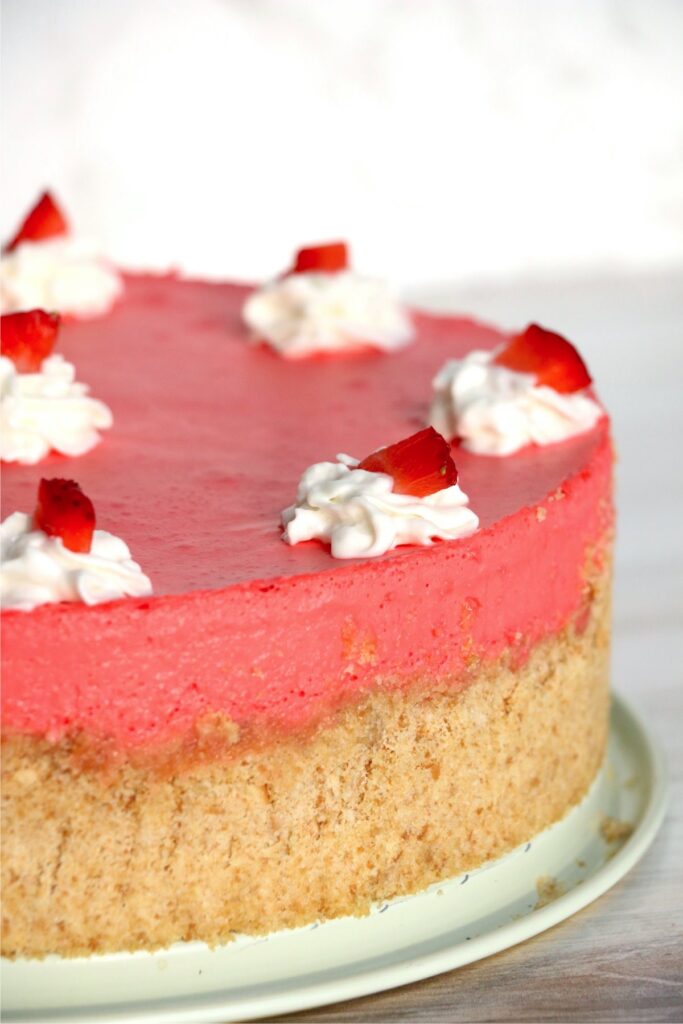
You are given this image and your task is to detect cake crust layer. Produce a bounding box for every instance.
[1,568,610,959]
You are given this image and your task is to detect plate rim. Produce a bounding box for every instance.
[2,692,669,1024]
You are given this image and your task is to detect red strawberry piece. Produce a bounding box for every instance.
[493,323,592,394]
[358,427,458,498]
[5,191,69,252]
[34,478,96,554]
[1,310,60,372]
[292,241,349,274]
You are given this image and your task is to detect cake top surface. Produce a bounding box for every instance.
[1,273,606,598]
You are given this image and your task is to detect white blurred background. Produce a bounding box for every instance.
[1,4,682,1007]
[2,0,683,285]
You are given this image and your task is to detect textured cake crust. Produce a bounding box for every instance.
[1,568,610,960]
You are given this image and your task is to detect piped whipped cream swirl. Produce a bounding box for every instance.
[282,455,478,558]
[429,350,602,456]
[0,354,113,464]
[243,271,414,358]
[0,238,122,317]
[1,512,153,611]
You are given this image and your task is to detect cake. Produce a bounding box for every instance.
[1,257,613,958]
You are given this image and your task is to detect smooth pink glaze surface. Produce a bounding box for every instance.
[1,275,612,747]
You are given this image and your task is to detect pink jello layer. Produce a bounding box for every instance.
[1,275,613,748]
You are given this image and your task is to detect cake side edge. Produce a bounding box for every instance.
[1,556,611,958]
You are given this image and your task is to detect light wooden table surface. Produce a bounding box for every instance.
[277,270,683,1023]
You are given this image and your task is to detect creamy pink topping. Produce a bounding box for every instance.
[1,275,612,748]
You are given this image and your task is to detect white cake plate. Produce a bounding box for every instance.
[2,693,668,1024]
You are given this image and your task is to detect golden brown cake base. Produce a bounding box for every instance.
[1,571,610,960]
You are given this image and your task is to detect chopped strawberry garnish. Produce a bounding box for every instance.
[5,191,69,252]
[34,478,96,554]
[493,323,592,394]
[292,241,349,274]
[358,427,458,498]
[1,310,60,372]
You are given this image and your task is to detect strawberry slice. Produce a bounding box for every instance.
[1,310,60,372]
[292,241,348,274]
[5,191,69,252]
[358,427,458,497]
[493,323,592,394]
[34,478,96,554]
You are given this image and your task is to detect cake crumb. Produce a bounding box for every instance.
[194,713,241,746]
[341,619,377,666]
[600,816,634,844]
[549,488,566,502]
[536,507,547,522]
[535,875,565,908]
[576,858,587,869]
[12,768,39,787]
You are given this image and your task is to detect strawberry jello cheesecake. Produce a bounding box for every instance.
[1,245,613,958]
